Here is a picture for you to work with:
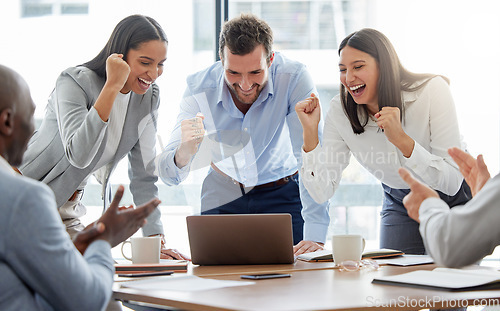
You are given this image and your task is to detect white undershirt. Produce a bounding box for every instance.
[94,91,130,170]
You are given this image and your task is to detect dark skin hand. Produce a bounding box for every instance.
[73,222,106,255]
[99,185,160,247]
[73,185,160,251]
[72,193,190,259]
[73,204,135,255]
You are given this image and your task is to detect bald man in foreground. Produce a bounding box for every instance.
[0,64,159,310]
[399,147,497,268]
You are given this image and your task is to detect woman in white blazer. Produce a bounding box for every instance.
[19,15,187,259]
[295,28,471,254]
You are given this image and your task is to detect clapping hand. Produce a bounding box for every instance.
[72,202,138,254]
[448,147,490,197]
[398,168,439,222]
[96,185,159,247]
[73,222,106,255]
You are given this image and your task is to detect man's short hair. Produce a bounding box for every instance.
[219,13,274,64]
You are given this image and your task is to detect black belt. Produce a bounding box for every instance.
[251,171,298,189]
[211,163,297,190]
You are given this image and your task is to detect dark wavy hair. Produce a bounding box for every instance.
[219,13,273,64]
[339,28,448,134]
[81,15,167,78]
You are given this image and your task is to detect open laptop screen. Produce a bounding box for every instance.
[186,214,295,265]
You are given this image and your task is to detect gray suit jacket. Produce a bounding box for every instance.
[0,165,114,311]
[20,66,163,236]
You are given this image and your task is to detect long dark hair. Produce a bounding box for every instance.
[338,28,448,134]
[81,15,167,78]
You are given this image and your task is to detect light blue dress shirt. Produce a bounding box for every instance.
[159,52,330,242]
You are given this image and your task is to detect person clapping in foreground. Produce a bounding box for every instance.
[0,64,159,310]
[399,147,495,267]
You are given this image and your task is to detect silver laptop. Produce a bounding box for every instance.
[186,214,295,265]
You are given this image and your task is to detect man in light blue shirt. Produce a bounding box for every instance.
[159,14,329,254]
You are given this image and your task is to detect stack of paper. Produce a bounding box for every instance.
[115,260,188,274]
[297,249,404,262]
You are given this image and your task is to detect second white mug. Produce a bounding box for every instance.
[331,234,365,265]
[121,236,161,264]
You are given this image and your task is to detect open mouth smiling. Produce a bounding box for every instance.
[350,84,365,94]
[139,77,152,85]
[238,84,257,96]
[138,77,153,90]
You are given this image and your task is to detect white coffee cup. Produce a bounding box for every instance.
[121,237,161,264]
[332,234,365,265]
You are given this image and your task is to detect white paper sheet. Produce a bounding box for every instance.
[375,255,434,266]
[373,267,500,290]
[120,275,254,291]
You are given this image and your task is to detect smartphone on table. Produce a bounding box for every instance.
[240,273,291,280]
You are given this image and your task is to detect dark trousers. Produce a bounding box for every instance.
[380,180,472,254]
[201,170,304,245]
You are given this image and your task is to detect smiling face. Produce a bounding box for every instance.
[121,39,168,94]
[222,45,273,105]
[339,45,380,114]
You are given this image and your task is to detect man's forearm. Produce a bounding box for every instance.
[174,147,191,168]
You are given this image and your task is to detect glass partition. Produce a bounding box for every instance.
[1,0,498,255]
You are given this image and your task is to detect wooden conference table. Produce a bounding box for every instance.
[112,260,500,310]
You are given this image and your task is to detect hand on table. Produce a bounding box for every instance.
[448,147,490,197]
[150,234,191,260]
[161,248,190,260]
[398,168,439,222]
[293,240,324,256]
